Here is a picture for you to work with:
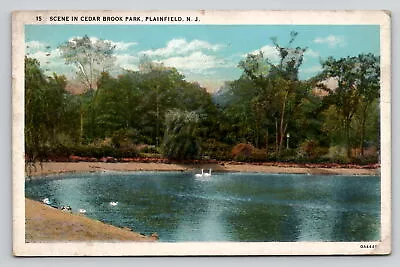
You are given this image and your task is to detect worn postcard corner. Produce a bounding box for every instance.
[12,10,391,256]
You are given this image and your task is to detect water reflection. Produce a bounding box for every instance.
[25,172,380,242]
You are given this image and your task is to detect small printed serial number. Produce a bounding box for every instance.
[360,244,377,249]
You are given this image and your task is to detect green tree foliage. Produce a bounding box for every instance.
[25,57,48,163]
[319,53,380,157]
[59,35,117,143]
[25,57,80,165]
[73,60,216,150]
[221,77,260,145]
[25,33,380,165]
[233,32,311,157]
[93,73,127,137]
[162,109,201,160]
[354,54,380,155]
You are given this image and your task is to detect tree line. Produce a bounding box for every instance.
[25,33,380,165]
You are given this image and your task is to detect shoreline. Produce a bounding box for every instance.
[26,161,380,178]
[25,198,157,242]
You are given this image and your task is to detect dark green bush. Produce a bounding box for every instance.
[201,139,232,161]
[140,145,159,154]
[351,155,379,165]
[248,149,268,162]
[68,145,138,159]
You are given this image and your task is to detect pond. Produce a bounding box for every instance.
[25,171,381,242]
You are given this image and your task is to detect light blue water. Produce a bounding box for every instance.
[25,171,381,242]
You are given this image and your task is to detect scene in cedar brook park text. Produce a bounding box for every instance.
[24,24,381,243]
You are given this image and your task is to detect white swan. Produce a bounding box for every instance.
[60,205,72,212]
[195,169,204,177]
[109,201,118,206]
[79,208,87,214]
[204,168,212,177]
[42,198,51,205]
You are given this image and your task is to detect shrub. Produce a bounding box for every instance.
[248,148,268,162]
[232,143,254,161]
[279,149,298,162]
[296,139,329,162]
[139,145,159,154]
[111,129,138,149]
[201,139,233,161]
[325,145,350,164]
[68,144,138,159]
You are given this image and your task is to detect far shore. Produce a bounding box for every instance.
[26,161,380,178]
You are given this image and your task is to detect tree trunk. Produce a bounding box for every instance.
[255,117,259,148]
[80,109,84,144]
[275,118,279,156]
[278,122,288,156]
[345,118,351,159]
[265,129,269,157]
[360,103,369,156]
[156,85,160,147]
[278,92,288,156]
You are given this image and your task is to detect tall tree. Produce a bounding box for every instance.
[319,54,379,158]
[354,54,380,155]
[319,56,359,158]
[162,109,201,160]
[59,35,116,91]
[93,72,127,137]
[59,35,117,142]
[25,57,49,164]
[238,31,309,156]
[25,57,79,167]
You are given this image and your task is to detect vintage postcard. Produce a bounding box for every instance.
[12,10,391,256]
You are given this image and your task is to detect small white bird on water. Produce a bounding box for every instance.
[195,169,204,177]
[79,208,87,214]
[109,201,118,206]
[42,198,51,205]
[204,168,212,177]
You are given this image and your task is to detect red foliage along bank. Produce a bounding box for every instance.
[37,155,381,170]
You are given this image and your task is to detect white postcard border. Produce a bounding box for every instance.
[12,10,391,256]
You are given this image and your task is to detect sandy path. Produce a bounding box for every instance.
[26,161,379,177]
[25,198,157,242]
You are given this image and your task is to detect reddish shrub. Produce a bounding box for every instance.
[231,143,254,161]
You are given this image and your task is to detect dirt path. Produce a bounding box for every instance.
[25,198,157,242]
[26,161,379,178]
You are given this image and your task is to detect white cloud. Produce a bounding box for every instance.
[247,45,319,66]
[26,40,47,50]
[28,48,76,76]
[112,41,138,51]
[67,36,137,51]
[28,48,62,66]
[313,35,345,48]
[304,48,320,58]
[141,38,223,57]
[249,45,280,63]
[115,54,139,70]
[155,51,226,74]
[26,37,140,78]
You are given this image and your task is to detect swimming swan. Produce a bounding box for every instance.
[195,169,204,177]
[204,168,212,177]
[79,208,87,214]
[109,201,118,206]
[42,198,51,205]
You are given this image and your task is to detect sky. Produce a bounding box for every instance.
[25,24,380,92]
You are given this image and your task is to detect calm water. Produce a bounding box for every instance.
[25,171,381,242]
